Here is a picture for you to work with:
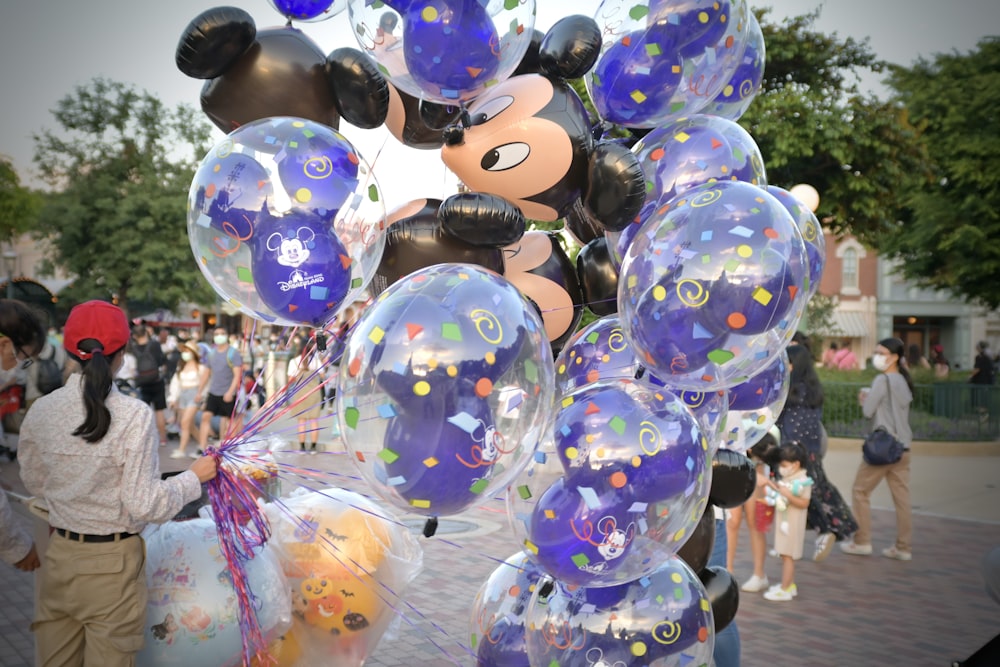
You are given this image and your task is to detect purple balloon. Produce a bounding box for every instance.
[381,383,499,516]
[706,12,765,120]
[553,381,706,504]
[382,0,500,100]
[727,351,788,410]
[274,128,360,220]
[270,0,337,20]
[646,0,733,59]
[589,29,684,127]
[251,209,352,326]
[554,315,640,395]
[471,552,543,667]
[525,556,715,666]
[528,478,638,584]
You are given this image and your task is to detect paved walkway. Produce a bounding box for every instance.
[2,436,999,666]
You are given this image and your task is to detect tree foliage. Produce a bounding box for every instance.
[740,9,930,244]
[0,157,41,244]
[880,38,1000,308]
[33,79,216,318]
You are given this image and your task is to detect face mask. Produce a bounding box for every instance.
[0,365,17,385]
[779,464,794,477]
[181,352,194,362]
[214,335,228,346]
[872,353,889,371]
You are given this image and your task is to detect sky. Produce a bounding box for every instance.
[1,0,998,209]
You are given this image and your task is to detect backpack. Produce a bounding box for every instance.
[135,342,161,386]
[36,357,63,395]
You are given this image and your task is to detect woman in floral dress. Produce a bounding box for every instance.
[777,342,858,561]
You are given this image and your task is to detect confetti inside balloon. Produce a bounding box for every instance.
[704,11,766,121]
[337,263,555,516]
[187,117,386,326]
[587,0,751,128]
[508,378,710,587]
[470,551,544,667]
[721,347,790,451]
[768,185,826,298]
[618,181,809,389]
[524,556,715,667]
[349,0,536,104]
[268,0,346,22]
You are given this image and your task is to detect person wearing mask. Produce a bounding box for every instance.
[840,337,914,561]
[197,327,243,451]
[167,343,209,459]
[18,300,217,664]
[0,299,46,568]
[777,343,857,562]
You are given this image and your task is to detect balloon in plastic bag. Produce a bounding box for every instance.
[267,487,422,667]
[138,518,291,667]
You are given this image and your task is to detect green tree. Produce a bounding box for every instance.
[880,38,1000,308]
[32,78,216,318]
[741,9,930,244]
[0,157,41,244]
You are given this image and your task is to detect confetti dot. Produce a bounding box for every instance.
[421,6,439,21]
[475,377,493,397]
[485,352,496,365]
[698,11,709,23]
[609,471,627,488]
[652,285,667,301]
[727,312,747,329]
[295,188,312,203]
[631,642,648,657]
[698,626,709,642]
[565,447,579,460]
[413,381,430,396]
[509,585,521,598]
[736,244,752,258]
[671,572,683,583]
[631,456,642,467]
[447,365,458,377]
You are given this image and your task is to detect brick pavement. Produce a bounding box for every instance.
[3,445,999,666]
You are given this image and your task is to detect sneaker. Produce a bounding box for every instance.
[881,546,912,561]
[740,574,770,592]
[763,584,797,601]
[769,548,779,558]
[839,541,873,556]
[189,450,202,459]
[169,449,187,459]
[813,533,836,562]
[310,444,317,455]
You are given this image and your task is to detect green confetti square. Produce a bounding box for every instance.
[378,448,400,464]
[368,184,380,202]
[236,265,253,283]
[469,478,489,494]
[525,359,538,383]
[702,253,712,264]
[674,587,685,600]
[609,415,627,435]
[471,634,478,649]
[645,43,662,57]
[724,258,741,272]
[344,407,360,429]
[287,141,298,148]
[351,277,362,288]
[302,129,315,138]
[517,485,533,500]
[707,349,736,365]
[628,4,649,19]
[571,553,590,567]
[441,322,462,341]
[586,331,601,344]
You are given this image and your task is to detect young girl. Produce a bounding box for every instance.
[287,344,325,452]
[168,343,209,459]
[727,429,780,592]
[763,443,813,601]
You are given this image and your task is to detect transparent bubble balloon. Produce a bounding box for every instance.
[618,181,808,390]
[587,0,751,129]
[555,315,730,448]
[268,0,347,22]
[506,378,711,587]
[720,348,790,452]
[470,551,545,666]
[607,113,769,269]
[768,185,826,299]
[703,11,766,121]
[348,0,536,104]
[524,556,715,667]
[187,117,386,327]
[336,263,554,517]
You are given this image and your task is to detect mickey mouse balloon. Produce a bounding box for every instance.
[187,117,386,327]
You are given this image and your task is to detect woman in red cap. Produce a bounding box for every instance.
[18,300,218,666]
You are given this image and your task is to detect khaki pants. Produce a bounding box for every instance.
[850,451,912,552]
[33,533,147,667]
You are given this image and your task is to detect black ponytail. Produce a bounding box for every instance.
[72,339,117,443]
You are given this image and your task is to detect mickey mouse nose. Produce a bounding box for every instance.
[443,124,465,146]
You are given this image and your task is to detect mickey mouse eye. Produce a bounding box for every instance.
[481,143,530,171]
[469,95,514,125]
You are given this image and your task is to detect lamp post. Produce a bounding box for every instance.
[2,249,16,301]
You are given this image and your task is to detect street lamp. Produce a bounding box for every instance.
[2,249,16,301]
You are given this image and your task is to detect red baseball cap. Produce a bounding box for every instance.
[63,300,131,360]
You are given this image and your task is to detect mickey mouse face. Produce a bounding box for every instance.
[441,75,591,222]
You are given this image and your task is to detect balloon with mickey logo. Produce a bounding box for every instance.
[187,116,386,327]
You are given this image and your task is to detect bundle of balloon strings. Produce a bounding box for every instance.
[204,335,336,665]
